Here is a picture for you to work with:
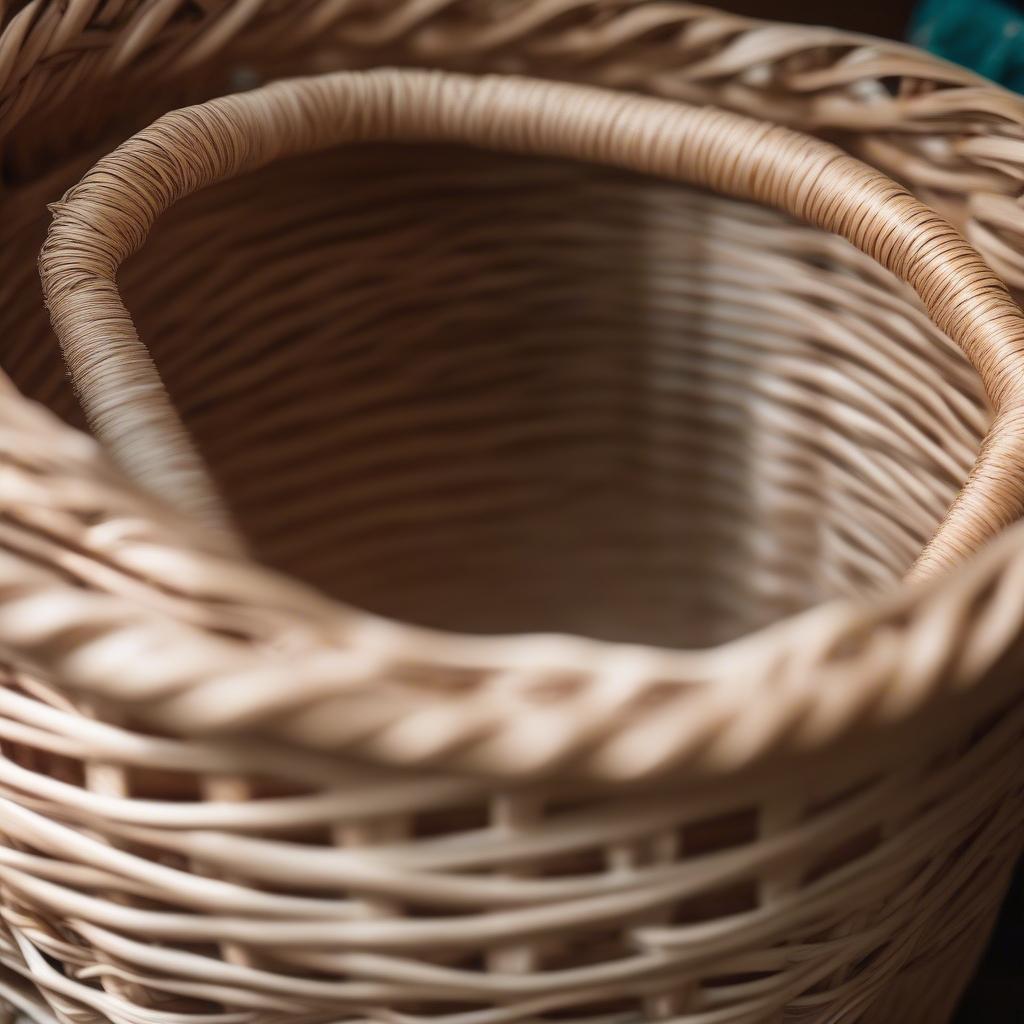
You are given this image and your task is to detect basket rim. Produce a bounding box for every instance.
[41,67,1024,576]
[22,66,1024,781]
[4,435,1021,782]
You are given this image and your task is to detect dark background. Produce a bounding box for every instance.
[723,0,1022,1019]
[961,871,1024,1022]
[726,0,914,37]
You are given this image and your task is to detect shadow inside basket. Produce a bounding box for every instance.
[112,142,988,649]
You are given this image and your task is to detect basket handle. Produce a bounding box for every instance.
[40,69,1024,580]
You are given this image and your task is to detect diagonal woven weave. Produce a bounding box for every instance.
[0,3,1018,1023]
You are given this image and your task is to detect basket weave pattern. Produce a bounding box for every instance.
[0,4,1018,1024]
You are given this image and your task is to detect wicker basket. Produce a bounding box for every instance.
[0,3,1022,1023]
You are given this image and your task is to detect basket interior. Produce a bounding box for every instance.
[95,143,991,648]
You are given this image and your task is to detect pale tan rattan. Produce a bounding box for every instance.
[38,70,1024,582]
[0,3,1018,1024]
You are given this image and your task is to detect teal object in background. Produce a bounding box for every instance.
[912,0,1024,88]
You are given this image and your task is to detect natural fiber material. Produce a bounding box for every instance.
[39,69,1024,582]
[0,3,1016,1024]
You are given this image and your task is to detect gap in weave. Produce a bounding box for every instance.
[538,996,639,1020]
[671,880,760,925]
[802,826,884,886]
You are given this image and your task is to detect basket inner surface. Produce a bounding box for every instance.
[115,143,988,648]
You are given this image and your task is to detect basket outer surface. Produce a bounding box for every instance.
[0,3,1021,1023]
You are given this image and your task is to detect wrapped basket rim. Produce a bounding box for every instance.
[28,67,1024,782]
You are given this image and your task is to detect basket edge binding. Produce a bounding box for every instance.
[15,67,1024,783]
[38,68,1024,582]
[0,1,1017,784]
